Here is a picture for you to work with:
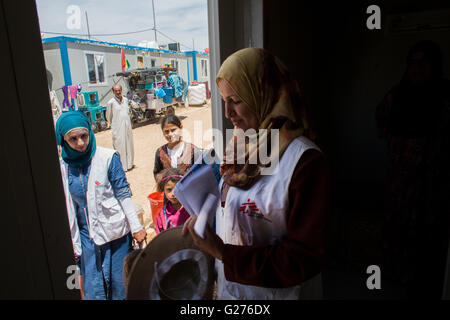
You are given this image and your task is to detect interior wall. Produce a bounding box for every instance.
[264,0,450,210]
[0,1,80,299]
[263,0,450,298]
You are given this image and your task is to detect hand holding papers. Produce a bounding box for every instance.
[174,157,220,239]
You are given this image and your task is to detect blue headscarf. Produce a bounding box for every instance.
[55,111,96,168]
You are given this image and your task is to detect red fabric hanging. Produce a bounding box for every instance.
[121,48,126,71]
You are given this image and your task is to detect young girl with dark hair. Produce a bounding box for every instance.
[153,114,202,182]
[154,168,190,234]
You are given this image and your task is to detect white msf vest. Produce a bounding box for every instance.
[215,136,323,300]
[61,146,131,254]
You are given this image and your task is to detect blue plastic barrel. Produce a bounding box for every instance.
[163,87,173,96]
[162,87,174,103]
[163,94,173,104]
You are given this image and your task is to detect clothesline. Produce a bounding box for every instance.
[53,69,184,96]
[54,75,124,107]
[53,74,121,93]
[53,71,186,108]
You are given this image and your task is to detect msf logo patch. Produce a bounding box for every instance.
[239,199,271,222]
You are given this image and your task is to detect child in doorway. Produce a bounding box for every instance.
[153,114,202,182]
[155,168,190,234]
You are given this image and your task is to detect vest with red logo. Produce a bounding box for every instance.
[215,136,323,300]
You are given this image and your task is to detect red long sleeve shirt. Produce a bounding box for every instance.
[221,149,330,288]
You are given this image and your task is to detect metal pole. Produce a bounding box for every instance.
[152,0,157,43]
[85,11,91,40]
[192,38,195,51]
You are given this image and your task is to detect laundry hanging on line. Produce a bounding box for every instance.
[62,86,71,110]
[61,84,83,110]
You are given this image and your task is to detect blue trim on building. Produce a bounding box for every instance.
[58,39,72,86]
[185,52,190,84]
[184,51,199,82]
[192,53,198,81]
[42,36,208,88]
[184,50,209,56]
[42,36,198,56]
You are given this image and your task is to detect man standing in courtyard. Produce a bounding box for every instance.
[106,84,134,171]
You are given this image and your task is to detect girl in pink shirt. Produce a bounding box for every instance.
[155,168,190,234]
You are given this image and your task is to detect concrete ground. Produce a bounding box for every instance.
[94,101,212,244]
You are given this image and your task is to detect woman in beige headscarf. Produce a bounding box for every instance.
[183,48,330,300]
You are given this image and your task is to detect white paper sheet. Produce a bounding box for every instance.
[174,163,220,237]
[194,193,218,239]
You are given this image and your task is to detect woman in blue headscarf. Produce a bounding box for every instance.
[56,111,146,300]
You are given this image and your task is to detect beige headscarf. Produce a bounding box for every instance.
[217,48,314,189]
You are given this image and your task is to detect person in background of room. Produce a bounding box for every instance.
[182,48,331,300]
[106,84,135,171]
[56,111,146,300]
[376,40,450,299]
[153,114,202,182]
[154,168,190,234]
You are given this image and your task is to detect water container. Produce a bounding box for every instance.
[162,87,174,97]
[163,95,173,104]
[147,192,164,226]
[162,88,173,103]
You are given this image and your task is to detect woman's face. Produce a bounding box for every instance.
[162,123,182,143]
[164,180,181,206]
[218,79,259,131]
[64,128,90,152]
